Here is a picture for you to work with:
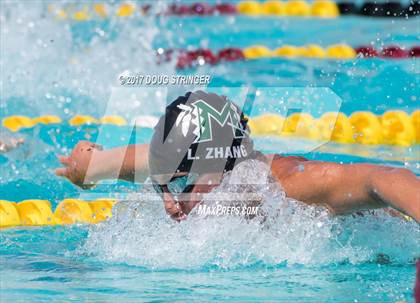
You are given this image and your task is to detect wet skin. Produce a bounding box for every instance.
[56,141,420,223]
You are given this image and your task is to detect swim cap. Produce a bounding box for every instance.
[149,91,255,182]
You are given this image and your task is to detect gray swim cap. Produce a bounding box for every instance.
[149,91,255,182]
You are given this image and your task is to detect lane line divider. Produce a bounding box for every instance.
[48,1,419,20]
[2,110,419,146]
[0,198,116,228]
[160,45,420,69]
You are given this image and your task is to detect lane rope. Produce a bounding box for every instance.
[248,110,419,147]
[0,198,116,228]
[159,45,420,68]
[48,1,419,20]
[2,110,419,146]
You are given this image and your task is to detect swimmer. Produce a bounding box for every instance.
[55,91,420,223]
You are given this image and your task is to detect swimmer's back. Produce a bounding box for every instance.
[268,154,308,181]
[268,154,390,215]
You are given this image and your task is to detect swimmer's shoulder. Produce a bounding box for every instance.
[265,154,308,165]
[251,151,307,163]
[271,154,308,162]
[265,154,308,180]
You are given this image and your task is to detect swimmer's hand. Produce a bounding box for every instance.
[55,142,150,188]
[163,197,187,222]
[171,211,187,222]
[55,141,102,189]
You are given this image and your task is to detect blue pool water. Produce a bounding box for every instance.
[1,1,419,302]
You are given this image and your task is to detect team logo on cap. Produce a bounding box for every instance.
[176,100,247,143]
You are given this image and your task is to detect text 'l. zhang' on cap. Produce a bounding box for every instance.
[148,91,256,184]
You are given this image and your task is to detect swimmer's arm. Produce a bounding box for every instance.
[92,144,150,183]
[276,161,420,223]
[122,144,150,181]
[364,165,420,222]
[56,141,150,187]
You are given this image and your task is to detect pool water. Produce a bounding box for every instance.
[1,1,419,302]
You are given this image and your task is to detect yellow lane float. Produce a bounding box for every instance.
[0,201,20,228]
[73,8,90,21]
[54,199,95,224]
[2,111,419,147]
[16,200,54,226]
[116,3,136,17]
[241,44,356,60]
[93,3,108,17]
[246,117,256,133]
[285,0,311,16]
[69,115,99,126]
[272,45,303,57]
[249,114,285,135]
[311,0,340,18]
[300,44,326,58]
[261,1,285,15]
[248,111,419,146]
[56,9,67,19]
[100,115,127,126]
[0,199,116,228]
[381,110,415,147]
[349,112,383,145]
[32,115,62,125]
[317,112,354,143]
[326,44,357,59]
[411,110,420,144]
[48,5,67,19]
[282,113,318,139]
[89,199,117,223]
[237,1,263,15]
[243,45,272,59]
[2,116,36,132]
[1,114,129,131]
[53,198,117,225]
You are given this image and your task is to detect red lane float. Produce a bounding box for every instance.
[215,3,238,14]
[381,46,409,58]
[191,3,214,15]
[167,3,236,15]
[156,45,420,69]
[175,49,219,69]
[158,48,244,69]
[218,48,245,62]
[410,47,420,57]
[356,46,420,58]
[355,46,378,58]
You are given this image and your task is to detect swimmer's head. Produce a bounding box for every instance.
[149,91,255,210]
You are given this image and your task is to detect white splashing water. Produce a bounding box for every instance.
[0,1,172,115]
[83,160,420,270]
